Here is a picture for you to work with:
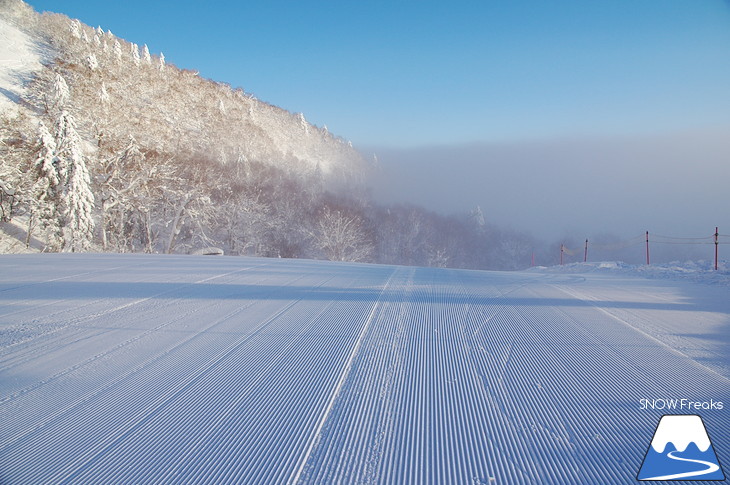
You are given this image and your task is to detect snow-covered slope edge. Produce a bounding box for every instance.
[0,14,47,114]
[531,260,730,286]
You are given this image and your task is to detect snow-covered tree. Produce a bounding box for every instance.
[69,19,81,39]
[54,111,95,251]
[49,73,70,112]
[470,205,486,234]
[0,180,13,220]
[131,43,140,65]
[35,121,59,190]
[28,121,63,250]
[161,161,218,254]
[97,136,151,251]
[0,112,35,234]
[218,185,269,255]
[142,44,151,65]
[99,83,110,105]
[297,112,309,135]
[86,53,98,70]
[159,52,165,71]
[113,40,123,62]
[0,164,22,222]
[311,207,372,262]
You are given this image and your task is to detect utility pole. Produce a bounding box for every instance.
[645,231,650,266]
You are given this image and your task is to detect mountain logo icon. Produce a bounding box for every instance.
[638,415,725,481]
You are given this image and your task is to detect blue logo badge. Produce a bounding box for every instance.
[638,415,724,481]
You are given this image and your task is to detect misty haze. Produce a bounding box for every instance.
[369,129,729,264]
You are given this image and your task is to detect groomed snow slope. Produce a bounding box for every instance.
[0,254,728,484]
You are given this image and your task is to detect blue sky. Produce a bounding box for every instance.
[25,0,730,148]
[23,1,730,242]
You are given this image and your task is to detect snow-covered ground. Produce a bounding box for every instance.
[0,16,44,114]
[0,254,728,484]
[532,260,730,287]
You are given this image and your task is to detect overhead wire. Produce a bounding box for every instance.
[556,229,727,266]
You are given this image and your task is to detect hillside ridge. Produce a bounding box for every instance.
[0,0,365,178]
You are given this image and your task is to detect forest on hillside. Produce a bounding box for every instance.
[0,0,538,270]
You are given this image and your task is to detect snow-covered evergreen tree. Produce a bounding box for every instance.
[29,121,63,250]
[99,83,110,105]
[131,43,140,66]
[69,19,81,39]
[297,113,309,135]
[113,40,122,63]
[470,205,486,234]
[49,73,70,112]
[54,111,95,251]
[142,44,151,65]
[34,121,59,188]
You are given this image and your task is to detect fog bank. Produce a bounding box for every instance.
[369,130,730,247]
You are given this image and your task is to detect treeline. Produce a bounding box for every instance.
[0,0,537,270]
[1,113,536,269]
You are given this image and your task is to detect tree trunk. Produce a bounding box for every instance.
[165,196,191,254]
[144,210,153,253]
[25,211,35,248]
[100,200,108,250]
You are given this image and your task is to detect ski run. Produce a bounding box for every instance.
[0,254,728,484]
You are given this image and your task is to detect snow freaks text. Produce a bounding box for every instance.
[640,399,724,411]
